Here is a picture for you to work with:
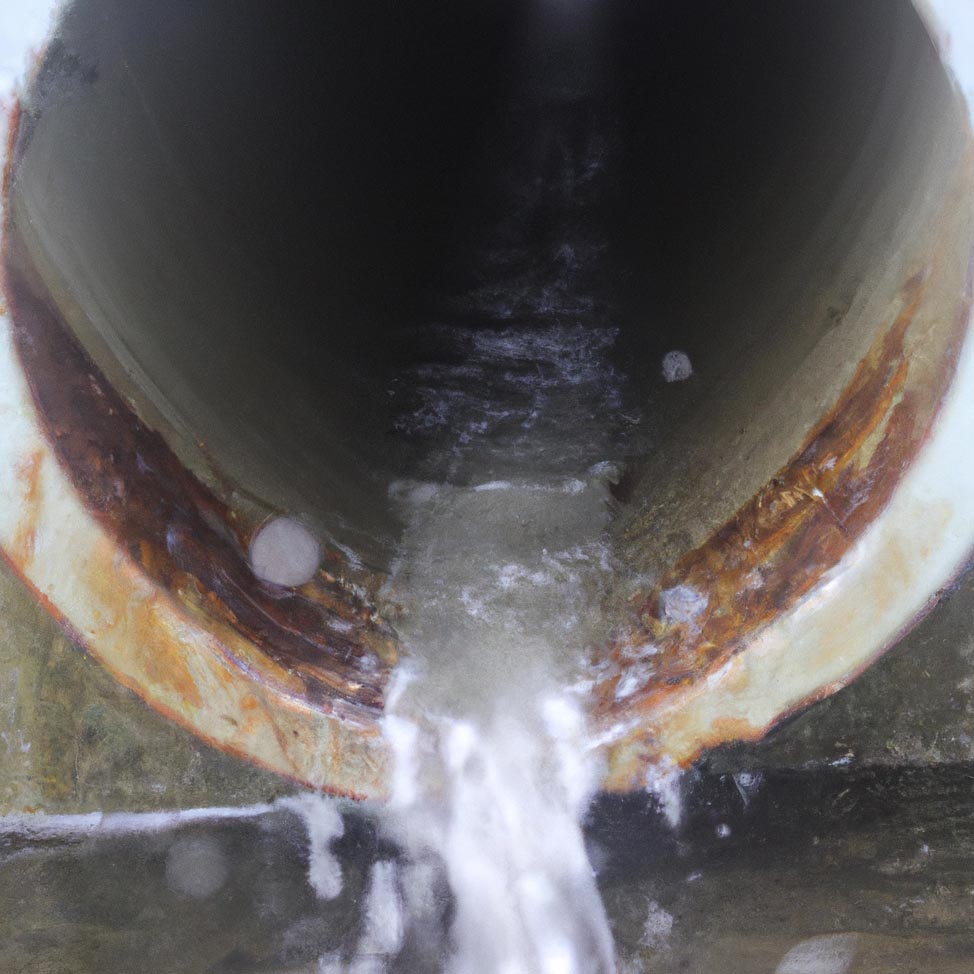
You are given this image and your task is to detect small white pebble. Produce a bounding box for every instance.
[249,516,321,587]
[716,823,731,838]
[662,350,693,382]
[775,934,858,974]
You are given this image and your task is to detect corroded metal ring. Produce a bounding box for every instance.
[1,97,396,797]
[1,1,973,801]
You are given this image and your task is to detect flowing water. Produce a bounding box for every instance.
[323,17,662,971]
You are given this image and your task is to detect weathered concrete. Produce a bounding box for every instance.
[1,763,972,973]
[3,551,973,814]
[708,563,974,772]
[0,558,291,814]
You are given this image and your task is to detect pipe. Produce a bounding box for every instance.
[1,0,972,797]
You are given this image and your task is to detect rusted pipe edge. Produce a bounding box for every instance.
[1,3,973,801]
[595,57,974,786]
[0,93,395,801]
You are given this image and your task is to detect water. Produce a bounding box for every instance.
[328,24,643,971]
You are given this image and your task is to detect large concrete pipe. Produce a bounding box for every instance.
[1,0,973,798]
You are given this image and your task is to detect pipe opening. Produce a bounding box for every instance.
[6,0,964,563]
[2,0,973,785]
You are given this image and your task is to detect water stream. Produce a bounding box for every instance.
[331,19,657,969]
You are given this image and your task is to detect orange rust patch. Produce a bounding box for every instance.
[12,447,43,565]
[1,225,396,717]
[1,97,21,220]
[80,538,206,710]
[134,599,206,711]
[596,263,968,724]
[685,716,765,759]
[0,519,386,797]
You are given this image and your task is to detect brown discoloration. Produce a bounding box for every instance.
[1,222,398,723]
[596,262,971,731]
[0,98,20,219]
[135,600,207,711]
[12,447,42,566]
[1,531,389,798]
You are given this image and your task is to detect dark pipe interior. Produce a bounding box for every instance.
[9,0,948,567]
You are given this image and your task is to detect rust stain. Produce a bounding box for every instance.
[136,600,206,710]
[1,97,21,224]
[0,525,388,797]
[12,447,42,565]
[596,262,970,725]
[1,214,397,722]
[703,715,762,747]
[79,535,205,709]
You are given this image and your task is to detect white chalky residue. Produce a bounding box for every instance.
[497,563,554,591]
[661,350,693,383]
[733,770,763,809]
[775,934,859,974]
[615,658,660,701]
[620,641,660,662]
[644,757,684,829]
[0,803,276,839]
[473,480,515,492]
[639,900,674,951]
[588,460,621,481]
[660,584,708,626]
[281,794,345,900]
[249,516,321,588]
[165,835,229,898]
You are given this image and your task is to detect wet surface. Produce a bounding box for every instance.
[1,763,973,973]
[2,1,973,969]
[596,763,974,973]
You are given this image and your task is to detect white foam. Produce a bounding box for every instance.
[378,701,616,974]
[281,794,345,900]
[357,860,405,959]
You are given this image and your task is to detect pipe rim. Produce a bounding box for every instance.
[0,1,972,798]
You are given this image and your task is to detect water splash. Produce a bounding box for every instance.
[378,701,616,974]
[320,22,650,970]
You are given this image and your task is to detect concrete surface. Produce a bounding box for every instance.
[0,558,291,815]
